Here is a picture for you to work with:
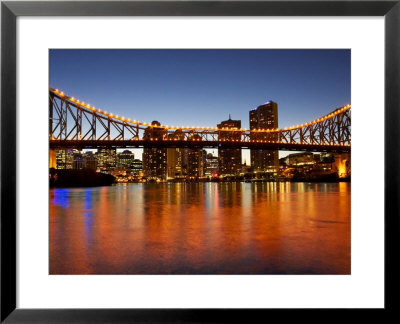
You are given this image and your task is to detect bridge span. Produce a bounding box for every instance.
[49,88,351,153]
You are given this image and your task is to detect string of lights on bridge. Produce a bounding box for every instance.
[51,88,351,141]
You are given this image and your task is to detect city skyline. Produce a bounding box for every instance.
[50,49,351,161]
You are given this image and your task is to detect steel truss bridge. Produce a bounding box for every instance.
[49,88,351,153]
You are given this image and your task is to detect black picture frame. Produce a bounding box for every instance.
[1,0,399,322]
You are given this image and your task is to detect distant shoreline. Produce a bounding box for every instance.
[49,169,115,188]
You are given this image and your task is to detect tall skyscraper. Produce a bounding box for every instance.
[143,121,167,180]
[217,117,242,175]
[249,101,279,171]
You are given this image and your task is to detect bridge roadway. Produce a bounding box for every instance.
[49,139,351,153]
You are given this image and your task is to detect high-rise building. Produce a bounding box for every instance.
[186,135,205,177]
[96,148,117,172]
[205,152,218,176]
[142,121,167,180]
[132,159,143,175]
[167,129,187,179]
[56,149,74,169]
[217,117,242,175]
[56,149,67,169]
[249,101,279,172]
[117,150,135,170]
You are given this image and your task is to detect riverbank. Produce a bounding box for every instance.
[49,169,115,188]
[116,176,351,184]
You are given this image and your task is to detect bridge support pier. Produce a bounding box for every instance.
[49,148,57,169]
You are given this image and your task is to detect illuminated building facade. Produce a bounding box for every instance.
[249,101,279,172]
[56,149,74,169]
[57,150,98,170]
[96,148,117,172]
[167,130,187,179]
[132,159,143,175]
[205,152,218,176]
[285,152,315,166]
[185,134,204,177]
[143,121,167,180]
[117,150,135,170]
[217,117,242,175]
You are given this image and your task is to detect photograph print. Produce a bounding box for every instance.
[49,49,351,274]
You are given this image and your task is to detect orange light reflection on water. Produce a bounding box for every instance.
[50,182,350,274]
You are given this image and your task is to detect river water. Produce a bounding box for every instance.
[49,182,350,274]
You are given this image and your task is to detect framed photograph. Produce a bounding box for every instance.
[1,0,399,322]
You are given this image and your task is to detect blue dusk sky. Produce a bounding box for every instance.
[50,49,350,161]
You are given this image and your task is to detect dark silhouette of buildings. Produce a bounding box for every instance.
[84,151,97,170]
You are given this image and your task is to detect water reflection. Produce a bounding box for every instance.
[49,182,351,274]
